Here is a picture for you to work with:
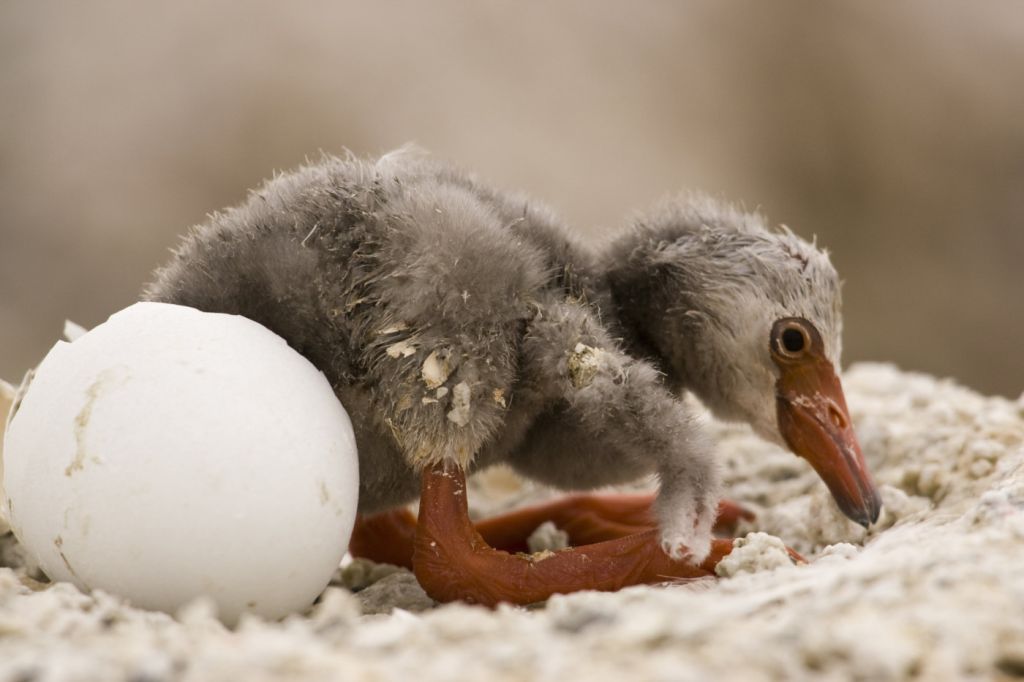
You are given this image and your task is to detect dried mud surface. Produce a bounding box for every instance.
[2,363,1024,681]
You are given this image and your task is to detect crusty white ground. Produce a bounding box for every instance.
[2,363,1023,681]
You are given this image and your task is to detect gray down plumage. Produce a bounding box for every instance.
[144,148,843,563]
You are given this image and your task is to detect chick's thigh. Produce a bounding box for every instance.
[508,300,722,562]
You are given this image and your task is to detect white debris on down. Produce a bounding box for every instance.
[1,363,1024,681]
[421,349,454,390]
[567,343,602,388]
[385,339,417,359]
[446,381,472,426]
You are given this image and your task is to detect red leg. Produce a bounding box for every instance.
[474,493,755,552]
[349,508,418,569]
[350,492,756,566]
[715,498,757,534]
[472,494,651,553]
[348,496,651,568]
[412,463,733,606]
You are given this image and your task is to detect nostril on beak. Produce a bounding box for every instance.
[827,402,847,430]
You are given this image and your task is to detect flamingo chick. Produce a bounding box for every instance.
[145,149,881,606]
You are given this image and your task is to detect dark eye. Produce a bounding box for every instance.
[781,328,805,353]
[771,318,815,360]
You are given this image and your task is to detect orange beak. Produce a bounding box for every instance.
[776,357,881,528]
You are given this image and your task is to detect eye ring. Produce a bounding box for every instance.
[771,318,813,360]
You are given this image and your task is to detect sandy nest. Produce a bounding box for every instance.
[2,363,1023,681]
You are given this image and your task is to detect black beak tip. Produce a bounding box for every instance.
[868,492,883,525]
[839,489,883,529]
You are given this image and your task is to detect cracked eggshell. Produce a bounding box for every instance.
[2,302,359,623]
[0,378,15,534]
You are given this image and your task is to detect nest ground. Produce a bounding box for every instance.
[2,363,1023,681]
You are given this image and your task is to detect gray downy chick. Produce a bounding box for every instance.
[145,148,879,564]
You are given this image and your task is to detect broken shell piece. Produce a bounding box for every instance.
[447,381,472,426]
[63,320,88,342]
[6,369,34,432]
[568,343,602,389]
[0,378,15,533]
[2,370,34,530]
[422,349,454,390]
[435,387,449,399]
[1,379,15,432]
[386,339,418,358]
[377,322,410,336]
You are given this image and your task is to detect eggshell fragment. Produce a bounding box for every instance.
[0,379,15,535]
[2,302,359,623]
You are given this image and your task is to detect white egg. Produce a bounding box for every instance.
[2,302,359,623]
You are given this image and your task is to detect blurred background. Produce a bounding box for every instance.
[1,1,1022,396]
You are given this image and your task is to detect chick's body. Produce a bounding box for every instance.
[146,152,686,523]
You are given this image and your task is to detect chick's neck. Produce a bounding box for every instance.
[599,238,702,396]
